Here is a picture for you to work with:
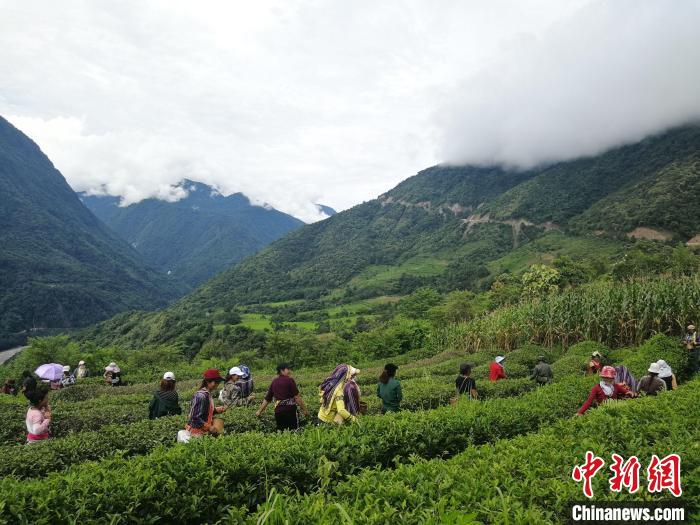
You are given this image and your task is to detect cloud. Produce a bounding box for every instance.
[1,1,697,222]
[438,0,700,168]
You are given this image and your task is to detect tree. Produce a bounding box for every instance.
[354,316,372,333]
[521,265,560,299]
[553,256,592,287]
[441,260,489,291]
[488,273,522,307]
[428,290,474,326]
[215,307,241,325]
[397,287,441,319]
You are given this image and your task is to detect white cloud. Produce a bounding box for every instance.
[438,0,700,167]
[1,0,697,222]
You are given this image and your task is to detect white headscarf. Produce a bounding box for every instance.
[656,360,672,379]
[600,381,614,397]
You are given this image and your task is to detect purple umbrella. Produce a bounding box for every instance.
[34,363,64,382]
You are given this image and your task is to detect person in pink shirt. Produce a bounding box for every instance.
[26,386,51,443]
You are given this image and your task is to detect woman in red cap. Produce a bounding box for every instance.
[186,369,226,437]
[576,366,636,416]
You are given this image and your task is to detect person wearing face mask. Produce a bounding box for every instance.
[576,366,636,415]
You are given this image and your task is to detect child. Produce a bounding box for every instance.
[26,386,51,443]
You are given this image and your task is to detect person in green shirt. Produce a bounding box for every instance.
[377,363,402,413]
[148,372,182,419]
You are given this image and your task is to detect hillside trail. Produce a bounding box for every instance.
[0,346,27,365]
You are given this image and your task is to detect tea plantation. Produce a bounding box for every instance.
[0,335,696,524]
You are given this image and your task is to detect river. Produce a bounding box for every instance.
[0,345,28,365]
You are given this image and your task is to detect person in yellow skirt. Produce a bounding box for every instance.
[318,364,360,425]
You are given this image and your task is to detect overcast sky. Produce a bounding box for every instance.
[1,1,699,222]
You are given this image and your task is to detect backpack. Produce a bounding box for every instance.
[238,364,251,380]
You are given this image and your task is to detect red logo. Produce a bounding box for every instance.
[609,454,641,494]
[572,451,606,498]
[573,452,682,498]
[647,454,682,497]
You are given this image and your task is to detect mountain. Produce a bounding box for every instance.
[0,115,181,338]
[80,125,700,349]
[315,204,337,217]
[80,181,304,288]
[182,125,700,309]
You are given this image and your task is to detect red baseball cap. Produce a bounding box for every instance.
[203,368,224,382]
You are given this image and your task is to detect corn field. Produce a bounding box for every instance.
[460,276,700,351]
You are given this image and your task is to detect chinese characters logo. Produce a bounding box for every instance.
[572,452,681,498]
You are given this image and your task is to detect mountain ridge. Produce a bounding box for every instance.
[80,180,304,287]
[0,115,181,337]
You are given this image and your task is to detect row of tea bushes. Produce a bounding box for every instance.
[0,376,596,522]
[257,379,699,524]
[0,372,541,477]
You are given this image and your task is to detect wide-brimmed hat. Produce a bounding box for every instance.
[62,365,70,372]
[648,363,661,374]
[656,360,673,378]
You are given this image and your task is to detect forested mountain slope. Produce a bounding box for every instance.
[81,181,303,288]
[0,116,181,338]
[183,125,700,310]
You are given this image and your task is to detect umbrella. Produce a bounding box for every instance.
[35,363,64,382]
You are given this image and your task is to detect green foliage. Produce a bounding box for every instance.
[485,126,700,225]
[620,334,689,380]
[396,287,441,319]
[426,290,474,326]
[553,255,597,287]
[487,272,523,307]
[572,153,700,238]
[611,243,700,280]
[521,264,561,299]
[0,376,596,521]
[76,127,700,351]
[259,381,700,523]
[463,275,700,351]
